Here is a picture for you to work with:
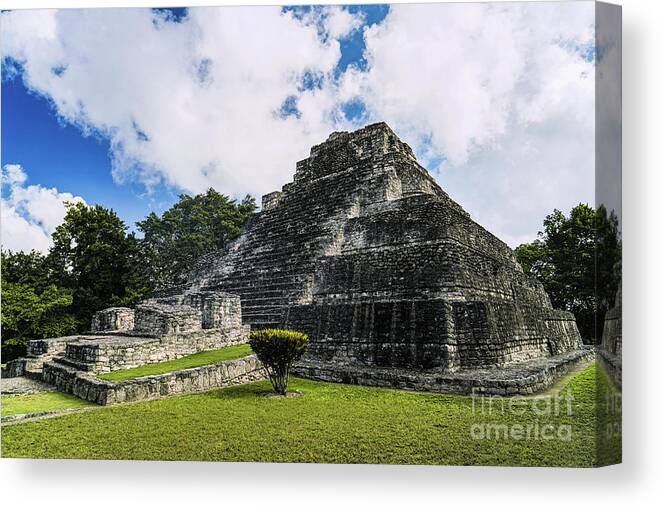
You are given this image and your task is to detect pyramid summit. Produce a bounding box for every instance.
[178,122,590,390]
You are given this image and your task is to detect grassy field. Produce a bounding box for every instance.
[97,343,253,381]
[1,392,93,417]
[1,363,619,466]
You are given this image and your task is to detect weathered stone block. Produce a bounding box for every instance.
[91,307,135,332]
[134,302,201,336]
[262,191,283,211]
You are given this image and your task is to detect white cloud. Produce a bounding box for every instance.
[1,164,85,253]
[322,6,364,40]
[0,7,359,200]
[2,164,28,186]
[339,3,595,245]
[1,4,596,247]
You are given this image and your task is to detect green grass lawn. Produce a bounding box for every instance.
[1,363,620,466]
[1,392,93,417]
[97,343,253,381]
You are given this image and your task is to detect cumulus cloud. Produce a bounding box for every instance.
[1,7,360,199]
[1,4,596,246]
[340,2,595,244]
[1,164,85,253]
[308,5,365,40]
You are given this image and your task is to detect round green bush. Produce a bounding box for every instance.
[249,328,308,395]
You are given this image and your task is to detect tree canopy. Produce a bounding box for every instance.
[1,250,77,361]
[48,202,149,329]
[514,203,621,344]
[137,189,256,288]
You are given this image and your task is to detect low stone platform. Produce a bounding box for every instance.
[53,329,248,374]
[42,355,265,405]
[293,347,595,396]
[1,335,86,378]
[54,334,159,372]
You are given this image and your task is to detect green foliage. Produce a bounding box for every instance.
[98,344,253,381]
[1,249,53,292]
[514,203,621,343]
[137,189,256,288]
[1,250,78,360]
[1,190,255,360]
[49,202,150,329]
[249,329,308,395]
[1,283,77,340]
[1,365,615,466]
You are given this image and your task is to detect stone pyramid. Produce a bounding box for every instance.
[179,122,584,380]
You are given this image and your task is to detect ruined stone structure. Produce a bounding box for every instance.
[599,283,622,388]
[42,355,264,406]
[174,122,588,391]
[3,291,251,390]
[0,291,266,405]
[3,122,591,399]
[91,307,135,333]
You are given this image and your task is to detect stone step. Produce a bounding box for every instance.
[241,300,291,307]
[51,355,96,372]
[246,321,282,329]
[241,310,284,319]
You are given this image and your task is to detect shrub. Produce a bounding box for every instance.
[249,328,308,395]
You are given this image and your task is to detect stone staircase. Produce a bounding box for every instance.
[177,126,433,329]
[2,336,79,379]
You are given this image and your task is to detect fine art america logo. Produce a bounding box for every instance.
[469,389,575,441]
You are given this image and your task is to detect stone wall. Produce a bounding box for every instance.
[133,301,202,336]
[26,335,83,357]
[599,283,622,389]
[1,335,85,378]
[284,299,581,371]
[285,300,455,369]
[262,191,283,211]
[293,347,595,396]
[91,307,135,332]
[1,360,28,378]
[601,284,622,357]
[42,355,265,405]
[182,291,243,329]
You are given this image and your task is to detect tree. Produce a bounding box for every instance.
[0,190,255,358]
[1,249,53,292]
[1,250,77,361]
[137,189,256,288]
[249,329,308,395]
[48,202,149,329]
[514,204,621,343]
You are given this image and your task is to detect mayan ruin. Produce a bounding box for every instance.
[2,122,594,403]
[180,122,592,393]
[2,291,264,404]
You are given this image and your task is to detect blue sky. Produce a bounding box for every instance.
[1,5,390,235]
[1,3,598,252]
[1,75,180,228]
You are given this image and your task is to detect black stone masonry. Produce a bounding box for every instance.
[178,122,584,376]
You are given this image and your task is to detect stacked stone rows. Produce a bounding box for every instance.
[181,122,582,371]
